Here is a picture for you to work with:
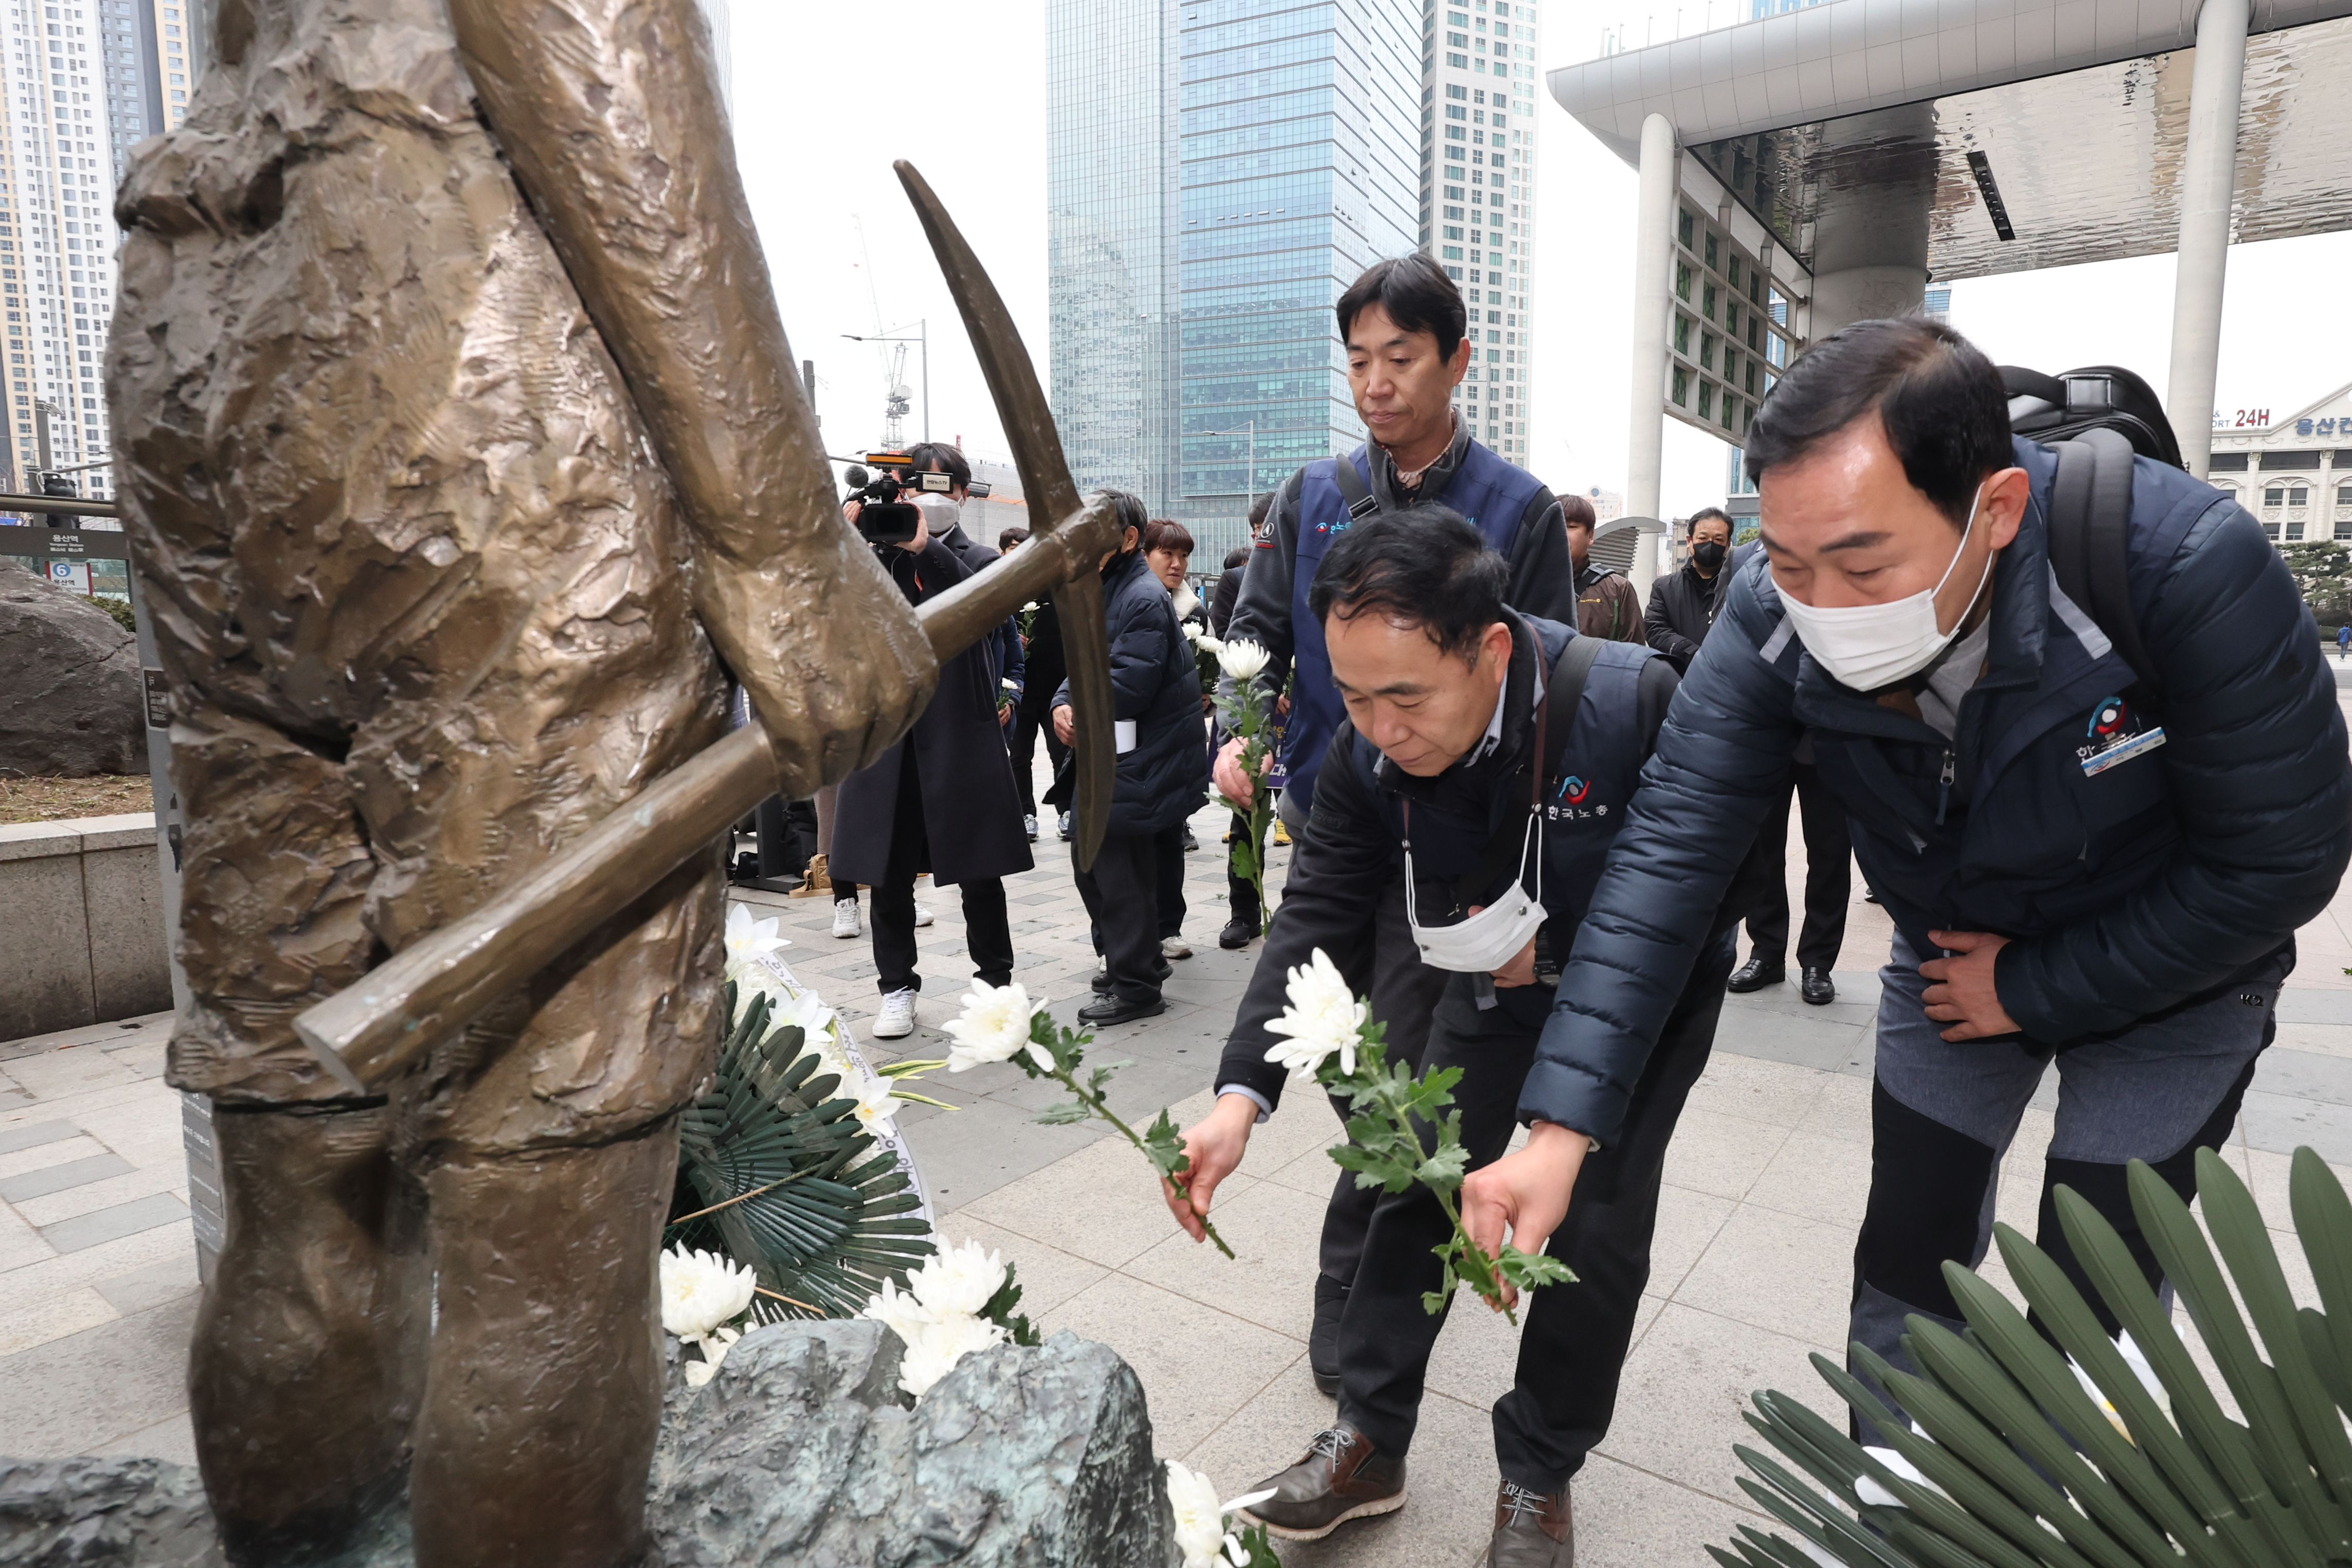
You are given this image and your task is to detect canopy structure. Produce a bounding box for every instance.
[1549,0,2352,543]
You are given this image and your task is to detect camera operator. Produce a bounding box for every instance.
[830,446,1033,1040]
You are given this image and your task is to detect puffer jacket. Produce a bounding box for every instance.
[1052,548,1210,837]
[1522,436,2352,1145]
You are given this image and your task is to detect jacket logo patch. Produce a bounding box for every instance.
[1556,774,1592,806]
[2077,694,2166,777]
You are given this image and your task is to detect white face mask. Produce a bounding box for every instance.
[1405,812,1547,973]
[1775,485,1992,692]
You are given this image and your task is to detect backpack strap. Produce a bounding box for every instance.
[1330,453,1385,521]
[1542,630,1606,782]
[2045,427,2161,699]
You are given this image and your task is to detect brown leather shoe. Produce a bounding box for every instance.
[1487,1480,1573,1566]
[1235,1423,1407,1541]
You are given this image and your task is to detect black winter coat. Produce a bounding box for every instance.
[1643,557,1732,672]
[1523,438,2352,1146]
[1051,548,1210,837]
[831,538,1034,887]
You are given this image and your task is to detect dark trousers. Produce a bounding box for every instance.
[1154,823,1188,940]
[869,751,1014,995]
[1072,832,1164,1003]
[1744,763,1850,972]
[1225,811,1262,927]
[1319,880,1449,1283]
[1009,706,1068,818]
[1336,931,1738,1488]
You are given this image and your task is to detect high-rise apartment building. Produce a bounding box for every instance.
[0,0,154,506]
[1046,0,1423,560]
[101,0,190,183]
[1420,0,1540,465]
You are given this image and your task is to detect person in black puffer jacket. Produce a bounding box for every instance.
[1050,490,1211,1023]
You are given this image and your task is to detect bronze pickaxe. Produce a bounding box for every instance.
[295,163,1118,1095]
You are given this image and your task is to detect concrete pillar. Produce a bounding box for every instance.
[1626,113,1676,599]
[2165,0,2250,478]
[1809,265,1929,337]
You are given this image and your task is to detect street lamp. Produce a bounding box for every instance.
[842,321,928,445]
[1198,421,1256,532]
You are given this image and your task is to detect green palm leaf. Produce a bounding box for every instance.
[1721,1143,2352,1567]
[664,982,935,1321]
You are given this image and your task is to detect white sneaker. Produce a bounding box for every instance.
[914,904,935,927]
[832,899,861,939]
[1162,934,1192,961]
[873,987,917,1039]
[1024,813,1039,842]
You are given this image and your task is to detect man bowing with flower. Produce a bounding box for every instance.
[1161,514,1742,1566]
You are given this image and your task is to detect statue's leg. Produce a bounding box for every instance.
[407,1122,679,1568]
[194,1100,427,1563]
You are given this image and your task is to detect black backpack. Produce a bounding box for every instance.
[2000,364,2185,699]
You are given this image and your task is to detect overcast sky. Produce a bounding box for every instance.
[729,1,2351,522]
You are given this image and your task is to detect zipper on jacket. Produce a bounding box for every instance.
[1934,749,1956,826]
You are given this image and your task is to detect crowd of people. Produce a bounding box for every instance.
[755,254,2348,1568]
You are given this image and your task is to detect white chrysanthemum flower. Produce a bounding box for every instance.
[682,1325,742,1389]
[897,1312,1008,1400]
[1217,638,1271,683]
[723,904,790,978]
[860,1276,937,1347]
[659,1245,757,1340]
[1166,1461,1226,1568]
[1222,1533,1250,1567]
[1192,629,1224,656]
[1263,948,1369,1080]
[906,1238,1008,1320]
[942,979,1048,1072]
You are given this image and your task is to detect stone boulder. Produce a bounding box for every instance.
[0,561,146,778]
[0,1324,1178,1568]
[0,1455,223,1567]
[650,1321,1177,1568]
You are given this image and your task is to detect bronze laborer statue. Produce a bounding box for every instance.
[106,2,1115,1563]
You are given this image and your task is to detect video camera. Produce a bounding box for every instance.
[841,452,992,546]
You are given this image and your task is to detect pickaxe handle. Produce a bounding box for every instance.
[293,521,1109,1095]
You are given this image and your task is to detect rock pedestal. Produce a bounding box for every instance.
[0,1324,1178,1568]
[0,561,146,779]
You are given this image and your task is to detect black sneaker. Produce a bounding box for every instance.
[1218,917,1260,950]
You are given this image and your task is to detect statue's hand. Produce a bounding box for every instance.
[696,520,936,799]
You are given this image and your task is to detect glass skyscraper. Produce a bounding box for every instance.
[1174,0,1420,557]
[1046,0,1182,513]
[1047,0,1422,560]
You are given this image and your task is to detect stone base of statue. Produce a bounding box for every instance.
[0,1323,1178,1568]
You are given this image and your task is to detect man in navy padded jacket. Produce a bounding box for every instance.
[1462,318,2352,1436]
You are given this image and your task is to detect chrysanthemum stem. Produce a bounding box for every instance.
[1052,1065,1236,1259]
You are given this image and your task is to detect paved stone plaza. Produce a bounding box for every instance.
[9,712,2352,1563]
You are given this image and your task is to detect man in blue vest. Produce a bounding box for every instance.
[1460,318,2352,1441]
[1165,512,1731,1565]
[1216,254,1577,1392]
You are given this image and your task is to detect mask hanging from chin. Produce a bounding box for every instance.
[1775,486,1993,692]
